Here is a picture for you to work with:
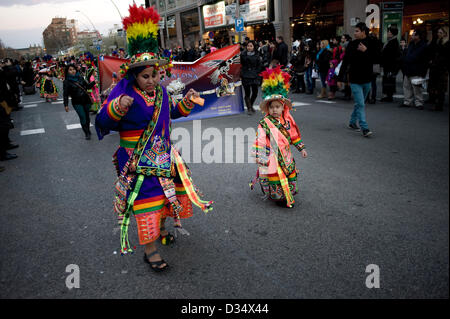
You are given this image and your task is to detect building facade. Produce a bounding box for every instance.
[146,0,448,50]
[148,0,290,49]
[43,18,78,55]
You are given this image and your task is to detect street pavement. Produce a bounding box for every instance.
[0,79,448,299]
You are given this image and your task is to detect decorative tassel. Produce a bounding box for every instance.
[277,166,294,208]
[119,174,145,255]
[172,148,214,213]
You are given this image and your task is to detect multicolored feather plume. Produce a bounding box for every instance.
[122,4,160,57]
[260,65,291,100]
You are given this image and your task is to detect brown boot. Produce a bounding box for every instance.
[317,87,327,99]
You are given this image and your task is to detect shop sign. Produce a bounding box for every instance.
[381,2,403,11]
[245,0,268,22]
[203,1,226,29]
[225,0,268,25]
[366,4,380,29]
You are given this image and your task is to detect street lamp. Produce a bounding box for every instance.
[75,10,100,39]
[110,0,123,20]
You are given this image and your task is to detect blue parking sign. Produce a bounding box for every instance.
[235,18,244,32]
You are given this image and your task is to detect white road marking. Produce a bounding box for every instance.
[66,123,94,130]
[22,100,45,105]
[316,100,336,104]
[20,128,45,136]
[292,102,311,107]
[24,104,38,108]
[52,101,64,104]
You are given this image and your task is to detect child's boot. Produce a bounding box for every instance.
[328,91,335,100]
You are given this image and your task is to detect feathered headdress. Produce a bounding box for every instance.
[120,4,173,78]
[259,65,292,113]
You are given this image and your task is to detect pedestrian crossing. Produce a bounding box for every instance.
[20,128,45,136]
[17,97,93,136]
[66,123,94,130]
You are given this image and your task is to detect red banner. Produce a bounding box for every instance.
[98,44,244,121]
[98,55,126,93]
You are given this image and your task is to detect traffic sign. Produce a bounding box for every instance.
[235,18,244,32]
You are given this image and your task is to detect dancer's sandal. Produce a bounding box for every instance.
[160,227,175,245]
[144,250,169,272]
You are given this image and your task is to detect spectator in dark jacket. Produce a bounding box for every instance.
[338,22,377,137]
[399,29,429,109]
[2,58,21,109]
[380,26,401,102]
[273,36,288,68]
[368,33,383,104]
[303,40,316,94]
[240,40,262,114]
[316,40,332,99]
[427,27,449,111]
[63,64,96,139]
[0,60,18,162]
[258,40,271,68]
[22,61,35,87]
[290,43,306,93]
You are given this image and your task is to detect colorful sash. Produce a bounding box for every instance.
[172,148,214,214]
[264,117,295,207]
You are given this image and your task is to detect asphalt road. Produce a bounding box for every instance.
[0,80,448,299]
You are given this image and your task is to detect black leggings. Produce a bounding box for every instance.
[0,128,10,156]
[243,84,259,105]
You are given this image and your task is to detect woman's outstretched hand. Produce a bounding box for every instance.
[185,88,204,106]
[119,95,134,113]
[185,88,200,101]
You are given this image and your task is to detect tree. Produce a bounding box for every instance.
[0,39,6,59]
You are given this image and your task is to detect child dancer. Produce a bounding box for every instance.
[41,69,58,102]
[251,65,308,208]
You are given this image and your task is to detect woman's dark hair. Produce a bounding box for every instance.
[413,28,426,41]
[355,22,369,36]
[343,34,352,42]
[65,63,77,77]
[388,26,399,36]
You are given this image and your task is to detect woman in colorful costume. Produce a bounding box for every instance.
[41,69,58,102]
[95,4,213,272]
[250,66,308,208]
[86,67,101,113]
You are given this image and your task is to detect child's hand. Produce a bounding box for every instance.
[301,149,308,158]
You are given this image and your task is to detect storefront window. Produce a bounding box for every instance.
[159,0,165,11]
[167,15,177,38]
[181,9,201,47]
[164,14,177,49]
[167,0,176,10]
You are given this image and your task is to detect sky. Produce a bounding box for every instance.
[0,0,146,48]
